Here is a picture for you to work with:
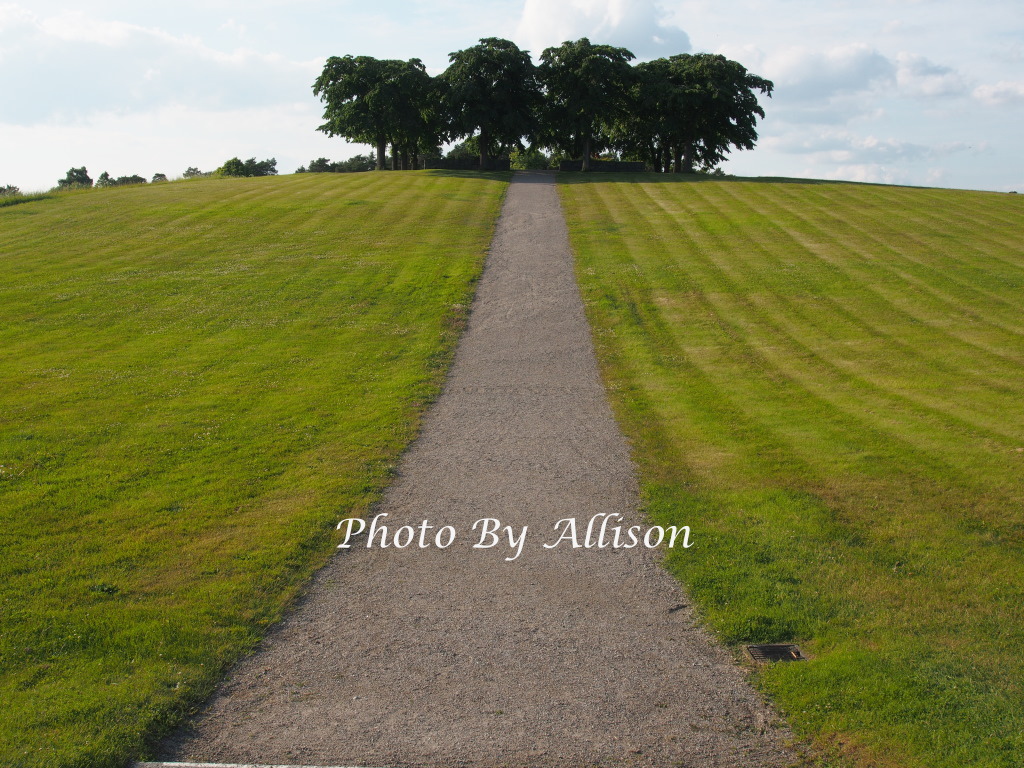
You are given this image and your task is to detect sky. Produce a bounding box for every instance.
[1,0,1022,192]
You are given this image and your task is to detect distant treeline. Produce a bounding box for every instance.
[313,36,773,173]
[295,143,556,174]
[40,158,279,192]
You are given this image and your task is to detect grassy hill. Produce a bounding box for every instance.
[0,171,508,767]
[559,175,1024,768]
[4,169,1021,768]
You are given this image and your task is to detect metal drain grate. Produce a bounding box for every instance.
[746,644,806,663]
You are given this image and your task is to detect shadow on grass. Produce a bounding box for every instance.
[420,169,514,182]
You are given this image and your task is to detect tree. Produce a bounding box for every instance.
[657,54,772,173]
[57,167,92,189]
[152,173,168,183]
[510,147,551,170]
[182,167,206,178]
[217,157,278,177]
[538,38,635,171]
[690,54,772,172]
[313,56,438,171]
[1,185,20,196]
[297,155,376,173]
[97,172,148,187]
[440,38,541,170]
[614,57,674,172]
[389,61,440,170]
[446,139,479,161]
[307,157,334,173]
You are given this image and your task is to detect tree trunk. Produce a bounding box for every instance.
[662,146,671,174]
[411,149,419,170]
[682,145,695,174]
[652,142,662,173]
[581,135,592,172]
[672,146,682,174]
[400,150,410,171]
[479,128,490,171]
[376,138,387,171]
[391,144,398,171]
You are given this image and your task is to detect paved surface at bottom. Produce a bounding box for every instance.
[162,171,795,767]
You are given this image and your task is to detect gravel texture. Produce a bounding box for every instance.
[162,171,796,767]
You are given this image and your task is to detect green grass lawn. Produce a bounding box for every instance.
[0,170,507,767]
[559,175,1024,768]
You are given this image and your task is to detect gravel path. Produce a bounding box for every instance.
[163,171,795,767]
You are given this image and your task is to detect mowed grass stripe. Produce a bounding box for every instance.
[718,183,1024,350]
[559,175,1024,767]
[698,184,1021,444]
[674,181,1020,373]
[582,178,1021,511]
[589,181,1004,502]
[0,171,508,768]
[648,181,1021,443]
[760,184,1024,331]
[585,178,1024,551]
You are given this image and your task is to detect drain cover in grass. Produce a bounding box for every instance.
[746,644,806,663]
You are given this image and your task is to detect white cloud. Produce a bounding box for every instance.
[831,164,903,184]
[764,43,894,102]
[895,52,969,98]
[973,80,1024,105]
[516,0,690,60]
[0,4,322,122]
[0,2,32,28]
[759,47,974,129]
[761,129,979,172]
[38,11,154,45]
[767,131,928,162]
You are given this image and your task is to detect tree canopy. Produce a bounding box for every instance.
[313,55,436,171]
[440,37,541,170]
[217,157,278,177]
[313,37,773,173]
[57,167,92,189]
[538,38,636,172]
[96,172,147,187]
[296,155,376,173]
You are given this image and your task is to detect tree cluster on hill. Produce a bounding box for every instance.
[313,37,773,172]
[57,167,94,189]
[50,162,273,191]
[295,154,377,173]
[216,157,278,177]
[54,167,170,190]
[96,172,148,188]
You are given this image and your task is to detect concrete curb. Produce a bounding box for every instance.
[136,763,377,768]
